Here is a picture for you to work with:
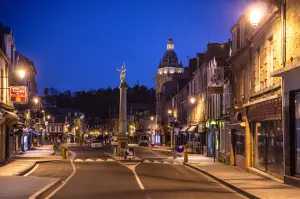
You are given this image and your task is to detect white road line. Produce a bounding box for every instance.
[148,148,161,157]
[143,160,151,163]
[44,150,77,199]
[106,158,115,162]
[117,161,145,190]
[153,160,160,164]
[96,159,104,162]
[74,159,83,162]
[163,161,171,164]
[24,164,40,176]
[85,159,94,162]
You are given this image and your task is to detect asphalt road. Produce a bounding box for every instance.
[45,145,244,199]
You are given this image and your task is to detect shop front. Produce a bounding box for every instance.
[186,125,199,153]
[248,97,284,180]
[229,109,246,170]
[206,120,219,159]
[197,122,207,154]
[219,121,231,164]
[176,125,189,146]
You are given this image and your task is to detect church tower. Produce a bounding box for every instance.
[155,37,183,94]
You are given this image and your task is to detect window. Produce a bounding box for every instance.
[0,69,3,101]
[257,49,261,92]
[236,128,245,156]
[51,126,55,132]
[268,37,274,86]
[241,69,244,99]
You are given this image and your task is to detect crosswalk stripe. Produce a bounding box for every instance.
[96,159,104,162]
[74,159,84,162]
[85,159,94,162]
[153,160,160,164]
[106,158,115,162]
[163,161,171,164]
[143,160,151,163]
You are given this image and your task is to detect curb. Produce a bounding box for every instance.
[15,162,37,176]
[28,179,61,199]
[184,163,260,199]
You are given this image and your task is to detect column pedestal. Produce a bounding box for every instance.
[117,82,128,156]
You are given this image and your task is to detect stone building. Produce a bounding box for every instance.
[155,36,191,145]
[229,3,283,179]
[271,0,300,186]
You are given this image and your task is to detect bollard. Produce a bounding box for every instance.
[184,146,188,163]
[66,149,69,158]
[61,147,66,159]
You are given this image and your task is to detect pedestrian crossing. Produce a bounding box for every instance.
[74,158,115,163]
[142,159,182,165]
[73,158,183,165]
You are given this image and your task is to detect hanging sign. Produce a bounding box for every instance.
[10,86,28,103]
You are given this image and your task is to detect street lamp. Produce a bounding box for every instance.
[18,69,26,80]
[168,109,172,114]
[250,8,262,28]
[190,97,196,104]
[33,97,39,104]
[150,116,154,121]
[47,115,51,120]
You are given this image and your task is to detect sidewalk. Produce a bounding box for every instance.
[0,145,61,176]
[185,155,300,199]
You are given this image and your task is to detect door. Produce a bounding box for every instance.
[255,122,267,171]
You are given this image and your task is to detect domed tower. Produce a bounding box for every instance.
[155,37,183,94]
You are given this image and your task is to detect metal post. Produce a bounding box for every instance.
[213,131,216,162]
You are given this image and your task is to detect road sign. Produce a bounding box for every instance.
[176,145,184,153]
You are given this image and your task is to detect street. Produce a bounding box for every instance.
[29,145,244,199]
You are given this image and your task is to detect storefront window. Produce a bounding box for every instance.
[235,128,245,156]
[220,125,226,153]
[295,93,300,174]
[255,121,283,179]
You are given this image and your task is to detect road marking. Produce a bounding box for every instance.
[74,159,83,162]
[24,164,40,176]
[143,160,151,163]
[153,160,160,163]
[117,161,145,190]
[85,159,94,162]
[163,161,171,164]
[148,148,161,156]
[106,158,115,162]
[44,150,77,199]
[96,159,104,162]
[173,161,182,165]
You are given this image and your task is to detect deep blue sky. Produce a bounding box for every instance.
[0,0,249,93]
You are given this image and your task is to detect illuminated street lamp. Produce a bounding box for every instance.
[190,97,196,104]
[33,97,39,104]
[150,116,154,121]
[47,115,51,120]
[18,69,26,80]
[168,109,172,114]
[250,8,262,28]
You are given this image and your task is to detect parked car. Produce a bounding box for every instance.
[139,140,148,146]
[91,140,102,148]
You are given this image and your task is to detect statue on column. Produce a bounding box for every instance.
[117,63,126,83]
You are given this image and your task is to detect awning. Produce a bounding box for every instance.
[228,122,245,129]
[180,125,190,132]
[1,109,19,126]
[187,125,197,132]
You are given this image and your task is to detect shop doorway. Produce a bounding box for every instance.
[254,121,284,179]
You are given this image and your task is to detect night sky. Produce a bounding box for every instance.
[0,0,249,93]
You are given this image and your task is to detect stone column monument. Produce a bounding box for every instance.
[117,64,128,156]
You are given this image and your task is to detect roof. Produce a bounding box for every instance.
[158,37,182,69]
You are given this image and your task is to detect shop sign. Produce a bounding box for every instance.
[10,86,28,103]
[208,87,223,94]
